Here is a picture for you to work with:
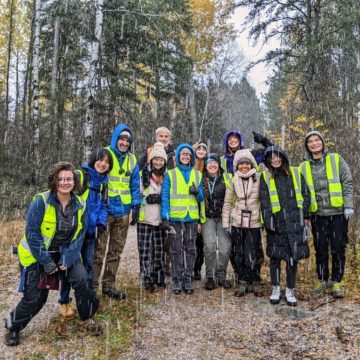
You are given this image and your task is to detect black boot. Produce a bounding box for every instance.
[4,330,20,346]
[193,271,201,281]
[102,287,126,300]
[204,278,215,291]
[183,278,194,294]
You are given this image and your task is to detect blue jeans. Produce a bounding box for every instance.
[59,235,96,303]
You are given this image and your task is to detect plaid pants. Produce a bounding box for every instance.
[137,223,165,286]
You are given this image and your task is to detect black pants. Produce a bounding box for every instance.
[311,214,348,282]
[232,227,263,283]
[194,232,204,274]
[270,258,297,289]
[6,261,88,332]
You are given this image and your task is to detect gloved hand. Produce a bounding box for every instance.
[252,131,274,147]
[189,183,199,196]
[130,204,140,225]
[43,260,58,274]
[160,220,172,232]
[142,165,150,189]
[146,194,161,204]
[344,208,354,220]
[96,224,107,237]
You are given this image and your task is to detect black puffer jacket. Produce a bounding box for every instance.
[260,146,310,261]
[203,173,227,219]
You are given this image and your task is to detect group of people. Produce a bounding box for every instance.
[4,124,354,347]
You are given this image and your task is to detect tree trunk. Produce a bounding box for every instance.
[84,0,104,161]
[31,0,42,183]
[4,0,15,143]
[188,66,198,140]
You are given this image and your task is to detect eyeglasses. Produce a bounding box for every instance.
[57,177,74,183]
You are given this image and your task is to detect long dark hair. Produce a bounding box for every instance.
[266,152,291,177]
[88,148,113,173]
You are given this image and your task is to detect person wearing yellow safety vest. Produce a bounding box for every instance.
[192,140,208,281]
[201,153,233,291]
[260,146,310,307]
[93,124,141,300]
[137,142,168,292]
[5,162,99,347]
[301,131,354,299]
[161,144,205,295]
[222,149,264,297]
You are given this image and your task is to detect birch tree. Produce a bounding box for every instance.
[84,0,103,161]
[31,0,41,182]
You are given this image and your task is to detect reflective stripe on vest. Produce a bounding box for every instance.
[18,191,86,268]
[107,147,137,204]
[300,153,343,213]
[222,171,233,189]
[169,168,203,220]
[220,156,228,173]
[139,186,149,222]
[262,167,303,214]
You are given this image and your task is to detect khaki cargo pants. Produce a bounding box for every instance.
[93,214,130,290]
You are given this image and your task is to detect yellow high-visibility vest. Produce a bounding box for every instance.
[168,168,205,222]
[300,153,343,213]
[262,167,304,214]
[107,147,137,205]
[18,191,86,268]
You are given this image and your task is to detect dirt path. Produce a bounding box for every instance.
[1,227,359,359]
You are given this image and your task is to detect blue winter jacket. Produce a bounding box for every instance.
[80,163,108,234]
[25,192,88,269]
[161,143,204,222]
[108,123,141,217]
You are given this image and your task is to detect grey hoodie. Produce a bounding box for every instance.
[302,131,353,216]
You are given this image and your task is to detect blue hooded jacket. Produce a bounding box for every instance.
[108,123,141,217]
[161,143,204,222]
[81,163,108,234]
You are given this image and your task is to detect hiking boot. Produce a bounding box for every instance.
[157,281,166,288]
[252,282,264,297]
[285,288,297,306]
[144,283,155,293]
[102,287,126,300]
[218,278,232,289]
[332,282,344,298]
[193,271,201,281]
[86,319,103,336]
[311,280,329,296]
[183,279,194,294]
[234,281,246,297]
[4,330,20,346]
[269,285,281,304]
[204,278,215,291]
[59,303,76,319]
[172,280,182,295]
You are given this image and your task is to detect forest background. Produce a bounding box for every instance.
[0,0,359,284]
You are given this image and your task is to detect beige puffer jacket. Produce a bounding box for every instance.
[139,176,163,226]
[222,149,262,229]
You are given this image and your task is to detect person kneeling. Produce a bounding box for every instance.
[5,162,99,346]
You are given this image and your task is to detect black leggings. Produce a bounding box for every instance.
[270,258,297,289]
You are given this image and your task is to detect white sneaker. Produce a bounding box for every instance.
[269,285,281,304]
[285,288,297,306]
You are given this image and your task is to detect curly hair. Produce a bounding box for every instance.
[47,161,80,193]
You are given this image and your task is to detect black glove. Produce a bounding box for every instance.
[160,220,172,232]
[142,165,150,188]
[130,204,140,225]
[96,224,106,237]
[43,260,58,274]
[189,183,199,196]
[146,194,161,204]
[252,131,274,147]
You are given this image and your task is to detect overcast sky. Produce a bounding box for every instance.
[231,7,280,98]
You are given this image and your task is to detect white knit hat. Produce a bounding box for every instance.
[149,142,167,162]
